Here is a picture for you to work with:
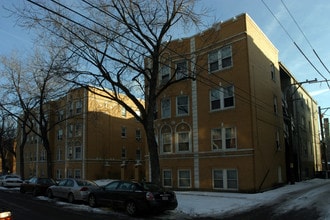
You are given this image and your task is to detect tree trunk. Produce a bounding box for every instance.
[19,142,25,179]
[145,113,160,185]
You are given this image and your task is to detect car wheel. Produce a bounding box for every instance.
[47,189,53,199]
[88,194,97,207]
[126,201,137,216]
[68,193,75,203]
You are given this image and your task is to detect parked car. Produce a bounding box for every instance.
[47,178,98,203]
[87,180,178,216]
[0,175,23,188]
[20,177,56,196]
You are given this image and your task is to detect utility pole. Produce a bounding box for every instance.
[319,106,329,178]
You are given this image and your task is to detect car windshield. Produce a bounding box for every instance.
[6,175,20,179]
[76,180,96,186]
[141,182,163,191]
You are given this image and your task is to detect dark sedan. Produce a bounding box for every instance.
[88,180,178,216]
[20,177,56,196]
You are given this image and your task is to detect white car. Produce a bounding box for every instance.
[47,178,98,203]
[0,174,23,187]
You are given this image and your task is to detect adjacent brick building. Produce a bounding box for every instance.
[16,87,146,181]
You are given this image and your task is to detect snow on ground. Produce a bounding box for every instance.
[173,178,330,218]
[1,178,330,218]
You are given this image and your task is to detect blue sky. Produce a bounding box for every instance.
[1,0,330,115]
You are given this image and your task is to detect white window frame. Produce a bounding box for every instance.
[211,127,237,150]
[176,96,189,116]
[213,169,238,190]
[176,131,191,152]
[74,146,82,160]
[208,46,232,73]
[161,132,172,153]
[178,170,191,188]
[210,86,234,111]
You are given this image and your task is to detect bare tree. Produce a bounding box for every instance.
[18,0,202,184]
[0,49,71,178]
[0,53,35,178]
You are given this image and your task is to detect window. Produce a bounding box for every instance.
[160,65,170,84]
[56,169,62,179]
[74,146,82,159]
[208,46,232,72]
[161,133,172,153]
[273,96,278,114]
[40,150,46,161]
[57,148,62,161]
[75,100,82,114]
[121,127,127,138]
[211,127,236,150]
[276,130,280,150]
[270,63,276,81]
[177,132,190,152]
[121,107,127,117]
[224,86,234,107]
[67,124,73,138]
[176,96,189,116]
[176,60,187,79]
[163,170,172,187]
[136,149,141,161]
[161,98,171,118]
[178,170,191,188]
[211,128,221,150]
[75,123,82,137]
[74,169,81,179]
[57,129,63,140]
[57,110,64,122]
[213,169,238,190]
[136,129,141,141]
[68,102,73,116]
[68,147,73,159]
[210,86,235,111]
[121,147,126,159]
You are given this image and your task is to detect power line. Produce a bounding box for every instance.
[280,0,330,78]
[26,0,304,125]
[261,0,330,89]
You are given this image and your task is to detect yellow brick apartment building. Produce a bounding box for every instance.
[151,13,287,192]
[16,87,146,181]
